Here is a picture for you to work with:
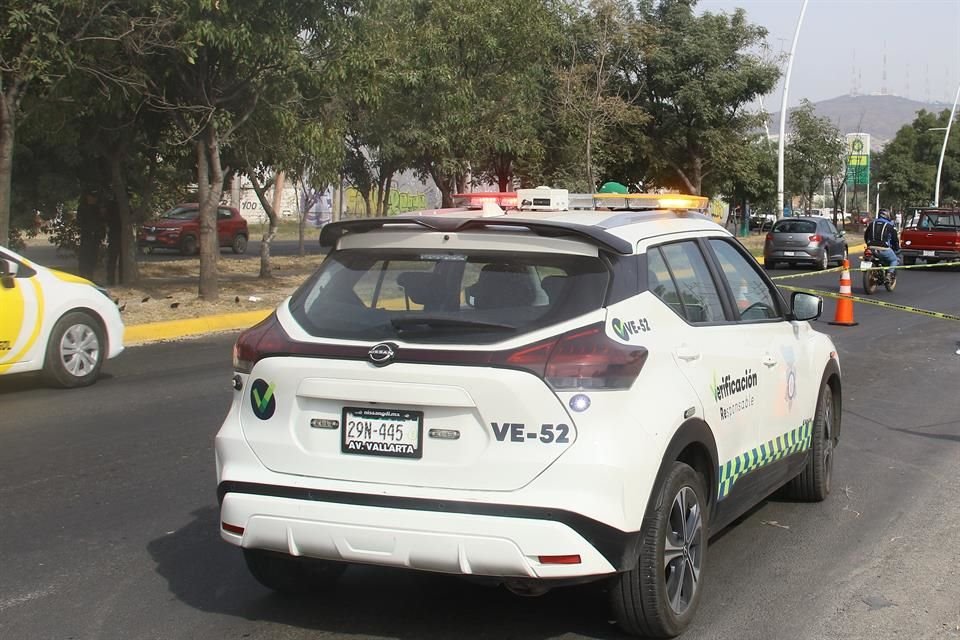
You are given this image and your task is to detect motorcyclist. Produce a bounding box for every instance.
[863,208,900,281]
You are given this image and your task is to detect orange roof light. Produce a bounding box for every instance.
[593,193,708,211]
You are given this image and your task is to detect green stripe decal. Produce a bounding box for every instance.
[717,419,813,501]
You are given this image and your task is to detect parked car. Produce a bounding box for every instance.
[215,190,840,637]
[138,204,248,255]
[749,212,776,231]
[0,245,124,387]
[900,208,960,265]
[763,217,848,270]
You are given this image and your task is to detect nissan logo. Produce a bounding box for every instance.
[368,342,397,366]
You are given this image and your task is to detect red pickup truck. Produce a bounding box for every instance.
[900,208,960,265]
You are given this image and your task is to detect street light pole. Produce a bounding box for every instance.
[875,181,884,214]
[934,82,960,207]
[777,0,809,220]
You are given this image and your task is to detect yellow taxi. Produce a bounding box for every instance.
[0,245,124,387]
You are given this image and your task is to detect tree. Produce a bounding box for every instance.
[633,1,779,196]
[785,99,844,213]
[875,109,960,209]
[552,0,646,191]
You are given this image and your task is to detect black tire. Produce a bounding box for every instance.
[610,462,707,638]
[231,234,248,254]
[884,271,897,292]
[862,270,877,295]
[787,383,836,501]
[836,246,848,267]
[243,549,345,594]
[763,259,776,270]
[180,235,198,256]
[816,249,829,271]
[43,311,105,388]
[903,256,916,266]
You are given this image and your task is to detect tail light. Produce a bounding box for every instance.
[233,313,289,373]
[808,234,822,242]
[765,233,773,242]
[500,323,648,390]
[233,317,647,390]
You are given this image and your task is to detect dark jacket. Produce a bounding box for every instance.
[863,217,900,252]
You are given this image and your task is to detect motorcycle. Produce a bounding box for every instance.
[860,246,898,294]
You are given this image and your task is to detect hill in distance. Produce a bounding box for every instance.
[770,94,951,147]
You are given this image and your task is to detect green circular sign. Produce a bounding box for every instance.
[851,138,864,153]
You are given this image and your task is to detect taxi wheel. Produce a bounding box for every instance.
[43,311,105,388]
[787,383,835,502]
[243,549,345,594]
[610,462,707,638]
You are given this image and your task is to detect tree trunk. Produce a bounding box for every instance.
[0,88,17,247]
[362,189,373,217]
[196,123,224,300]
[248,172,279,279]
[382,178,393,217]
[586,121,594,191]
[108,154,140,284]
[430,166,455,208]
[297,182,307,257]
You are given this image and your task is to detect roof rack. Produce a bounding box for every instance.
[318,216,633,255]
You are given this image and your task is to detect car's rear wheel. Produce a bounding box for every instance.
[816,249,829,270]
[763,259,776,270]
[243,549,345,594]
[610,462,707,638]
[231,234,248,254]
[836,246,848,266]
[43,311,105,388]
[180,235,198,256]
[787,383,836,501]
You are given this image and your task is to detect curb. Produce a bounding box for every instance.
[124,309,271,345]
[122,244,868,346]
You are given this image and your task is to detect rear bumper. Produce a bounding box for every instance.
[901,248,960,260]
[765,247,820,262]
[218,483,636,579]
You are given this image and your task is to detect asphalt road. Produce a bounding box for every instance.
[2,266,960,640]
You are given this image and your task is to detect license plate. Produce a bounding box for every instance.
[342,407,423,458]
[783,251,795,257]
[860,260,872,269]
[146,235,156,242]
[923,250,935,257]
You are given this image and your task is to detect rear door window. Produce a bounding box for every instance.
[291,250,610,343]
[647,242,725,323]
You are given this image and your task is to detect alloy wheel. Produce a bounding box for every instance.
[664,486,703,616]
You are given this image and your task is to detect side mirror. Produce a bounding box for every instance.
[789,291,822,321]
[0,259,18,289]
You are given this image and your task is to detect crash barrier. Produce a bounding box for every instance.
[828,260,857,326]
[780,284,960,324]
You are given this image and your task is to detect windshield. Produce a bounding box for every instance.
[160,206,198,220]
[772,219,817,234]
[289,249,610,344]
[918,212,960,230]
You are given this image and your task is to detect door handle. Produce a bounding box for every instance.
[676,347,701,362]
[761,354,778,368]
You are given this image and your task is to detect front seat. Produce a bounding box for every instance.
[467,264,536,310]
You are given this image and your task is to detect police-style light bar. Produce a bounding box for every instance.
[452,192,518,209]
[592,193,708,211]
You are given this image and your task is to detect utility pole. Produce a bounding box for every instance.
[935,82,960,207]
[777,0,810,220]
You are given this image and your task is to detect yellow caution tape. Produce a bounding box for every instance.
[779,284,960,323]
[769,259,960,281]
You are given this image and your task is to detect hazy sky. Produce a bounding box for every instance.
[698,0,960,107]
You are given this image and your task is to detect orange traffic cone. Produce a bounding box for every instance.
[829,259,858,326]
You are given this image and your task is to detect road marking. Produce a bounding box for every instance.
[0,585,57,611]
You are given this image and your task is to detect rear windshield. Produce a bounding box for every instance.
[289,250,610,344]
[772,219,817,234]
[917,212,960,230]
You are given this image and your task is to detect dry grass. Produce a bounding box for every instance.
[106,255,322,325]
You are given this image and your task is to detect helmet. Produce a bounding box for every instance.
[878,208,890,218]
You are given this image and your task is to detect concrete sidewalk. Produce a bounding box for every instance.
[123,243,866,345]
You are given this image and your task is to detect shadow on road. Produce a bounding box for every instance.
[147,506,629,639]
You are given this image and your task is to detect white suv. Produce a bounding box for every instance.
[215,193,841,637]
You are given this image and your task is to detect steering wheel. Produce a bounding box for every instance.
[740,300,775,319]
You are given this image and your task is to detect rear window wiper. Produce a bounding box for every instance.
[390,316,517,332]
